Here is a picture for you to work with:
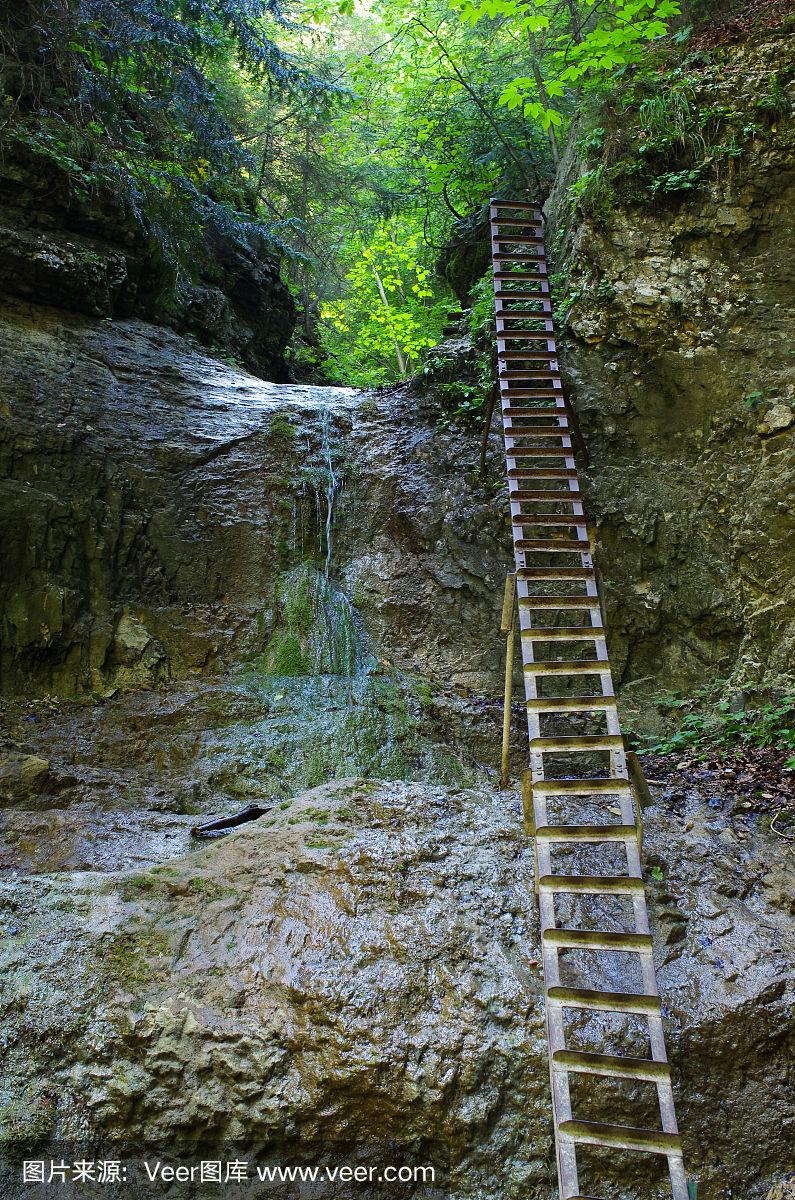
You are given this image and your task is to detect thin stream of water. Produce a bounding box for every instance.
[320,407,339,577]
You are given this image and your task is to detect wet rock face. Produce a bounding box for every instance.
[0,779,550,1197]
[0,765,792,1199]
[0,158,296,379]
[0,302,511,699]
[544,30,795,723]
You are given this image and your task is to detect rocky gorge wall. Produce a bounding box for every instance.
[0,289,792,1200]
[543,27,795,731]
[0,301,510,702]
[0,152,296,380]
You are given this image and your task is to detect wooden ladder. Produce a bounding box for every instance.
[489,198,688,1200]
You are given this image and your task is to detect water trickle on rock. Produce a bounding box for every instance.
[320,407,339,577]
[262,562,370,677]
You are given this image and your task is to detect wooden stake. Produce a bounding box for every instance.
[500,572,517,788]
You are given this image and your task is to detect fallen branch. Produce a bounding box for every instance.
[191,803,272,837]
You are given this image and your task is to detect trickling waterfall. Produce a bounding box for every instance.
[262,562,371,677]
[320,407,339,577]
[294,406,343,577]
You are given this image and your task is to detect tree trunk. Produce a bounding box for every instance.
[370,263,408,378]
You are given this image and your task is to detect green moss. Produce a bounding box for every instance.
[305,835,344,849]
[0,1091,57,1159]
[260,564,362,677]
[103,927,172,989]
[118,872,172,902]
[268,413,296,442]
[265,630,308,676]
[300,806,330,822]
[305,749,327,787]
[188,877,237,900]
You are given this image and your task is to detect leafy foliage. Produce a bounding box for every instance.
[452,0,682,131]
[642,691,795,765]
[568,55,792,217]
[321,221,448,384]
[0,0,334,282]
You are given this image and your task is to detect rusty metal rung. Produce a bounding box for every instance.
[508,446,572,458]
[526,695,617,713]
[525,661,608,677]
[490,197,687,1200]
[512,490,582,502]
[535,823,639,843]
[498,329,555,339]
[521,626,605,642]
[514,538,588,552]
[529,732,621,749]
[506,427,569,438]
[519,566,591,577]
[539,875,644,896]
[542,927,653,952]
[552,1048,670,1082]
[532,777,631,796]
[519,596,597,609]
[559,1120,682,1157]
[547,985,662,1015]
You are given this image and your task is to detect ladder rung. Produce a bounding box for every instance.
[514,514,583,526]
[493,270,547,280]
[499,349,557,359]
[539,874,644,896]
[542,927,653,952]
[547,985,661,1016]
[501,369,557,379]
[505,427,568,437]
[529,732,619,750]
[521,626,604,641]
[501,370,559,379]
[490,200,543,211]
[526,695,616,714]
[501,388,561,397]
[519,596,599,610]
[552,1047,670,1082]
[508,469,578,479]
[521,597,600,609]
[511,489,581,501]
[508,446,571,458]
[525,660,607,677]
[504,409,566,419]
[559,1119,682,1157]
[533,777,631,795]
[498,314,553,323]
[493,250,544,259]
[535,824,638,842]
[495,283,550,295]
[507,428,568,439]
[518,566,591,578]
[515,538,588,552]
[492,236,544,244]
[498,330,554,340]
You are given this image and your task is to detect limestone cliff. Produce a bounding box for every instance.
[0,153,296,380]
[543,27,795,730]
[0,302,509,700]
